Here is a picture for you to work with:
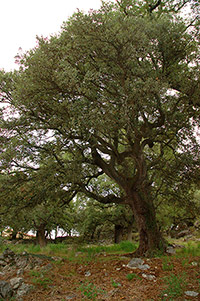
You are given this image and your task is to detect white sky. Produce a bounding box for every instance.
[0,0,102,71]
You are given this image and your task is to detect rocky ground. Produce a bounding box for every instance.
[0,246,199,300]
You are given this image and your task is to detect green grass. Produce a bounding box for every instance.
[2,239,198,264]
[29,269,53,289]
[31,276,53,288]
[0,241,137,266]
[176,242,200,257]
[126,273,141,281]
[0,240,137,260]
[44,243,69,255]
[111,279,121,288]
[0,242,69,256]
[0,243,41,254]
[76,241,137,254]
[162,257,174,271]
[29,270,41,277]
[161,273,187,300]
[79,281,104,300]
[181,257,190,267]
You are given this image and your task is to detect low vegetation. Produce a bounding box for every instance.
[0,238,199,300]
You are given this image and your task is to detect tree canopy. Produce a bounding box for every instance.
[0,0,199,255]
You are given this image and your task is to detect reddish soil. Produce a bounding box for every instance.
[11,253,200,300]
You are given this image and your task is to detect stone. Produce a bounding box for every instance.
[184,291,199,297]
[2,265,15,273]
[17,283,33,297]
[1,248,16,265]
[10,277,23,289]
[166,246,176,254]
[41,263,53,272]
[31,257,43,266]
[84,271,91,277]
[138,264,150,270]
[0,260,6,266]
[16,256,29,268]
[24,264,32,270]
[127,258,144,269]
[17,268,24,275]
[127,258,150,271]
[0,280,13,298]
[142,273,156,281]
[3,248,15,257]
[191,261,198,266]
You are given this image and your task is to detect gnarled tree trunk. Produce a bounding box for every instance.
[127,188,165,256]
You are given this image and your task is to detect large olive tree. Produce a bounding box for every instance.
[0,0,199,255]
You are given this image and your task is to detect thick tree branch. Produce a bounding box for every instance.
[149,0,161,14]
[91,146,127,189]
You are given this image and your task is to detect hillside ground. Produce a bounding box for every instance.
[0,238,199,300]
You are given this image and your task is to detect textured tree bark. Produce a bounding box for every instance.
[127,189,165,256]
[36,224,47,247]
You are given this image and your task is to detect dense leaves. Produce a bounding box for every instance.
[0,0,199,254]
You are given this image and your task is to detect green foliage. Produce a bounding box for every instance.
[126,273,141,281]
[118,240,137,252]
[156,187,200,232]
[31,276,52,289]
[76,241,137,254]
[181,258,190,267]
[0,240,137,264]
[162,257,174,271]
[0,168,76,244]
[44,243,68,255]
[176,242,200,257]
[29,269,53,289]
[79,281,103,300]
[29,270,41,277]
[74,187,134,243]
[161,273,187,300]
[26,244,41,253]
[111,279,121,288]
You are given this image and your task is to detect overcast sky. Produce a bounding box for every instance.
[0,0,102,71]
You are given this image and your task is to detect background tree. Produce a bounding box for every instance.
[0,167,75,247]
[0,0,199,255]
[75,195,134,243]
